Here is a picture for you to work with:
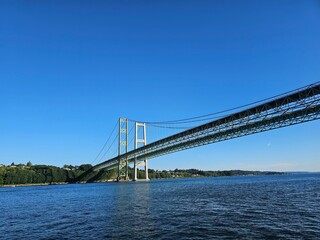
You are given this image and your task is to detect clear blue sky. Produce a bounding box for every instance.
[1,0,319,171]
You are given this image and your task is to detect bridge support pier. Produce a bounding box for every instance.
[134,159,149,181]
[133,122,149,181]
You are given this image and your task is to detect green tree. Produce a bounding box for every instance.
[0,168,5,185]
[78,164,93,172]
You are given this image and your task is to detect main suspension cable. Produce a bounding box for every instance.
[128,81,320,125]
[91,120,118,165]
[98,133,119,164]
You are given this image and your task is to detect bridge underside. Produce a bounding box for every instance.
[93,83,320,172]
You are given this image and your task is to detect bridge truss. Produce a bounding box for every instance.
[93,82,320,174]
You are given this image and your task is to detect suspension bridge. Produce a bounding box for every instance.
[92,82,320,181]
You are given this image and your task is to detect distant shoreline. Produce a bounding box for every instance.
[0,182,72,188]
[0,180,116,188]
[1,163,290,187]
[0,172,294,188]
[3,162,316,188]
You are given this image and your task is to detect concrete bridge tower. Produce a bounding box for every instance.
[134,122,149,181]
[117,118,129,181]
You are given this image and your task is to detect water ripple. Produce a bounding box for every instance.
[1,174,320,239]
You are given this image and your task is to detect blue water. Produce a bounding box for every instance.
[1,174,320,239]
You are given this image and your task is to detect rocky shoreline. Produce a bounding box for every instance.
[0,182,67,188]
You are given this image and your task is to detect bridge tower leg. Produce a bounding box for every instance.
[117,118,128,181]
[133,122,149,181]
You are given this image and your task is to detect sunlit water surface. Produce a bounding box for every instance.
[1,173,320,239]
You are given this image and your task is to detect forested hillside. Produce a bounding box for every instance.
[0,163,116,185]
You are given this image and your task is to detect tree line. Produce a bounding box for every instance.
[0,163,117,185]
[0,162,283,185]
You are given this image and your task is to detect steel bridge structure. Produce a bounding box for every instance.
[93,82,320,180]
